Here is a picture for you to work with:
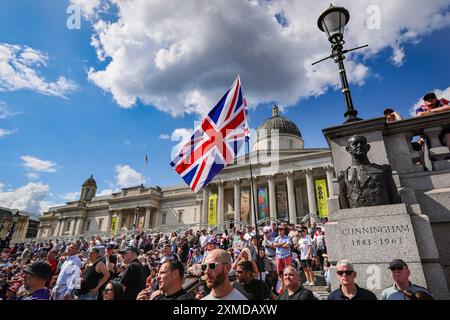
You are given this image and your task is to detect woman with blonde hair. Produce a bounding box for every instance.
[232,247,259,277]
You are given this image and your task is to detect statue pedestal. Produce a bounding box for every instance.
[326,203,450,299]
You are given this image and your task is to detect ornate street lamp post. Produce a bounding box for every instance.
[314,4,367,123]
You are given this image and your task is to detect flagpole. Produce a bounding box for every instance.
[245,128,264,285]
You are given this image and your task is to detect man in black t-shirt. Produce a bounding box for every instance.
[119,246,146,300]
[277,265,317,300]
[233,260,275,300]
[137,260,194,300]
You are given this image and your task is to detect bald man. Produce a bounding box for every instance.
[201,249,247,300]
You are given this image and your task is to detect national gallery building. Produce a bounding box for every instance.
[37,106,334,239]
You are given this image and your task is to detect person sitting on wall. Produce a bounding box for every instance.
[416,92,450,148]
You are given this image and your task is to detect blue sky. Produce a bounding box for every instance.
[0,0,449,214]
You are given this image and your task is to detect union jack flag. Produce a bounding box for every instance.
[171,76,250,193]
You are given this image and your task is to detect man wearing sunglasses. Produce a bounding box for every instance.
[201,249,247,300]
[328,259,377,300]
[381,259,433,300]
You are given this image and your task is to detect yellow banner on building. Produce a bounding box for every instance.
[315,179,329,218]
[110,216,118,234]
[208,193,218,225]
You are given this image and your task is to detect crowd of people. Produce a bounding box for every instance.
[1,92,445,302]
[0,217,435,301]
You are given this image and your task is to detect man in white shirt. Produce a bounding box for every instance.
[201,249,247,300]
[244,226,256,242]
[297,228,314,286]
[51,243,81,300]
[199,229,210,251]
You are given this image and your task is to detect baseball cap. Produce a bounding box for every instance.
[388,259,408,270]
[88,247,100,254]
[23,261,52,281]
[119,246,140,255]
[106,243,115,249]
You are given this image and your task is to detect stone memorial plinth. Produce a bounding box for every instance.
[327,203,427,298]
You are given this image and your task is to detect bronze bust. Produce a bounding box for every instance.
[337,135,400,208]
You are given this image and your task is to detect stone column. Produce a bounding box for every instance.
[325,166,335,197]
[233,179,241,223]
[107,211,113,233]
[69,218,76,236]
[117,211,123,232]
[305,169,317,216]
[145,207,151,230]
[202,188,209,226]
[55,219,61,237]
[59,219,66,236]
[133,208,139,230]
[218,181,224,229]
[286,171,297,224]
[267,174,277,221]
[77,218,85,235]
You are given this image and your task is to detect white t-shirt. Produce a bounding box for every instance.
[315,234,325,249]
[202,288,248,300]
[298,236,312,260]
[200,235,210,248]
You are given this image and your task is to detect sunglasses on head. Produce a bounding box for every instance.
[337,270,354,276]
[201,262,226,272]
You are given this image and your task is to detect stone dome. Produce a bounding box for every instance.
[82,175,97,188]
[257,105,302,138]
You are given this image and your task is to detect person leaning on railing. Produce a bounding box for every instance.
[416,92,450,148]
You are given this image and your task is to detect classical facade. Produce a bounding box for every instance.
[0,207,40,243]
[37,106,334,239]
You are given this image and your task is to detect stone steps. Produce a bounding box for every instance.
[301,271,330,300]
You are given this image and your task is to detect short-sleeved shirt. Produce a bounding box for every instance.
[298,236,312,260]
[120,259,147,300]
[328,285,378,300]
[202,288,248,300]
[262,238,276,257]
[233,279,272,300]
[277,286,317,300]
[19,288,51,300]
[274,236,292,259]
[380,282,433,300]
[199,235,210,248]
[314,234,326,249]
[415,98,449,114]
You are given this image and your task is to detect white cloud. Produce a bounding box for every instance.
[70,0,103,19]
[39,200,63,213]
[410,86,450,116]
[21,155,58,173]
[124,140,132,146]
[0,181,4,190]
[391,45,405,67]
[83,0,450,117]
[0,101,21,119]
[158,134,170,140]
[26,173,40,180]
[0,43,77,97]
[0,182,49,214]
[60,191,81,202]
[0,128,16,138]
[115,165,145,188]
